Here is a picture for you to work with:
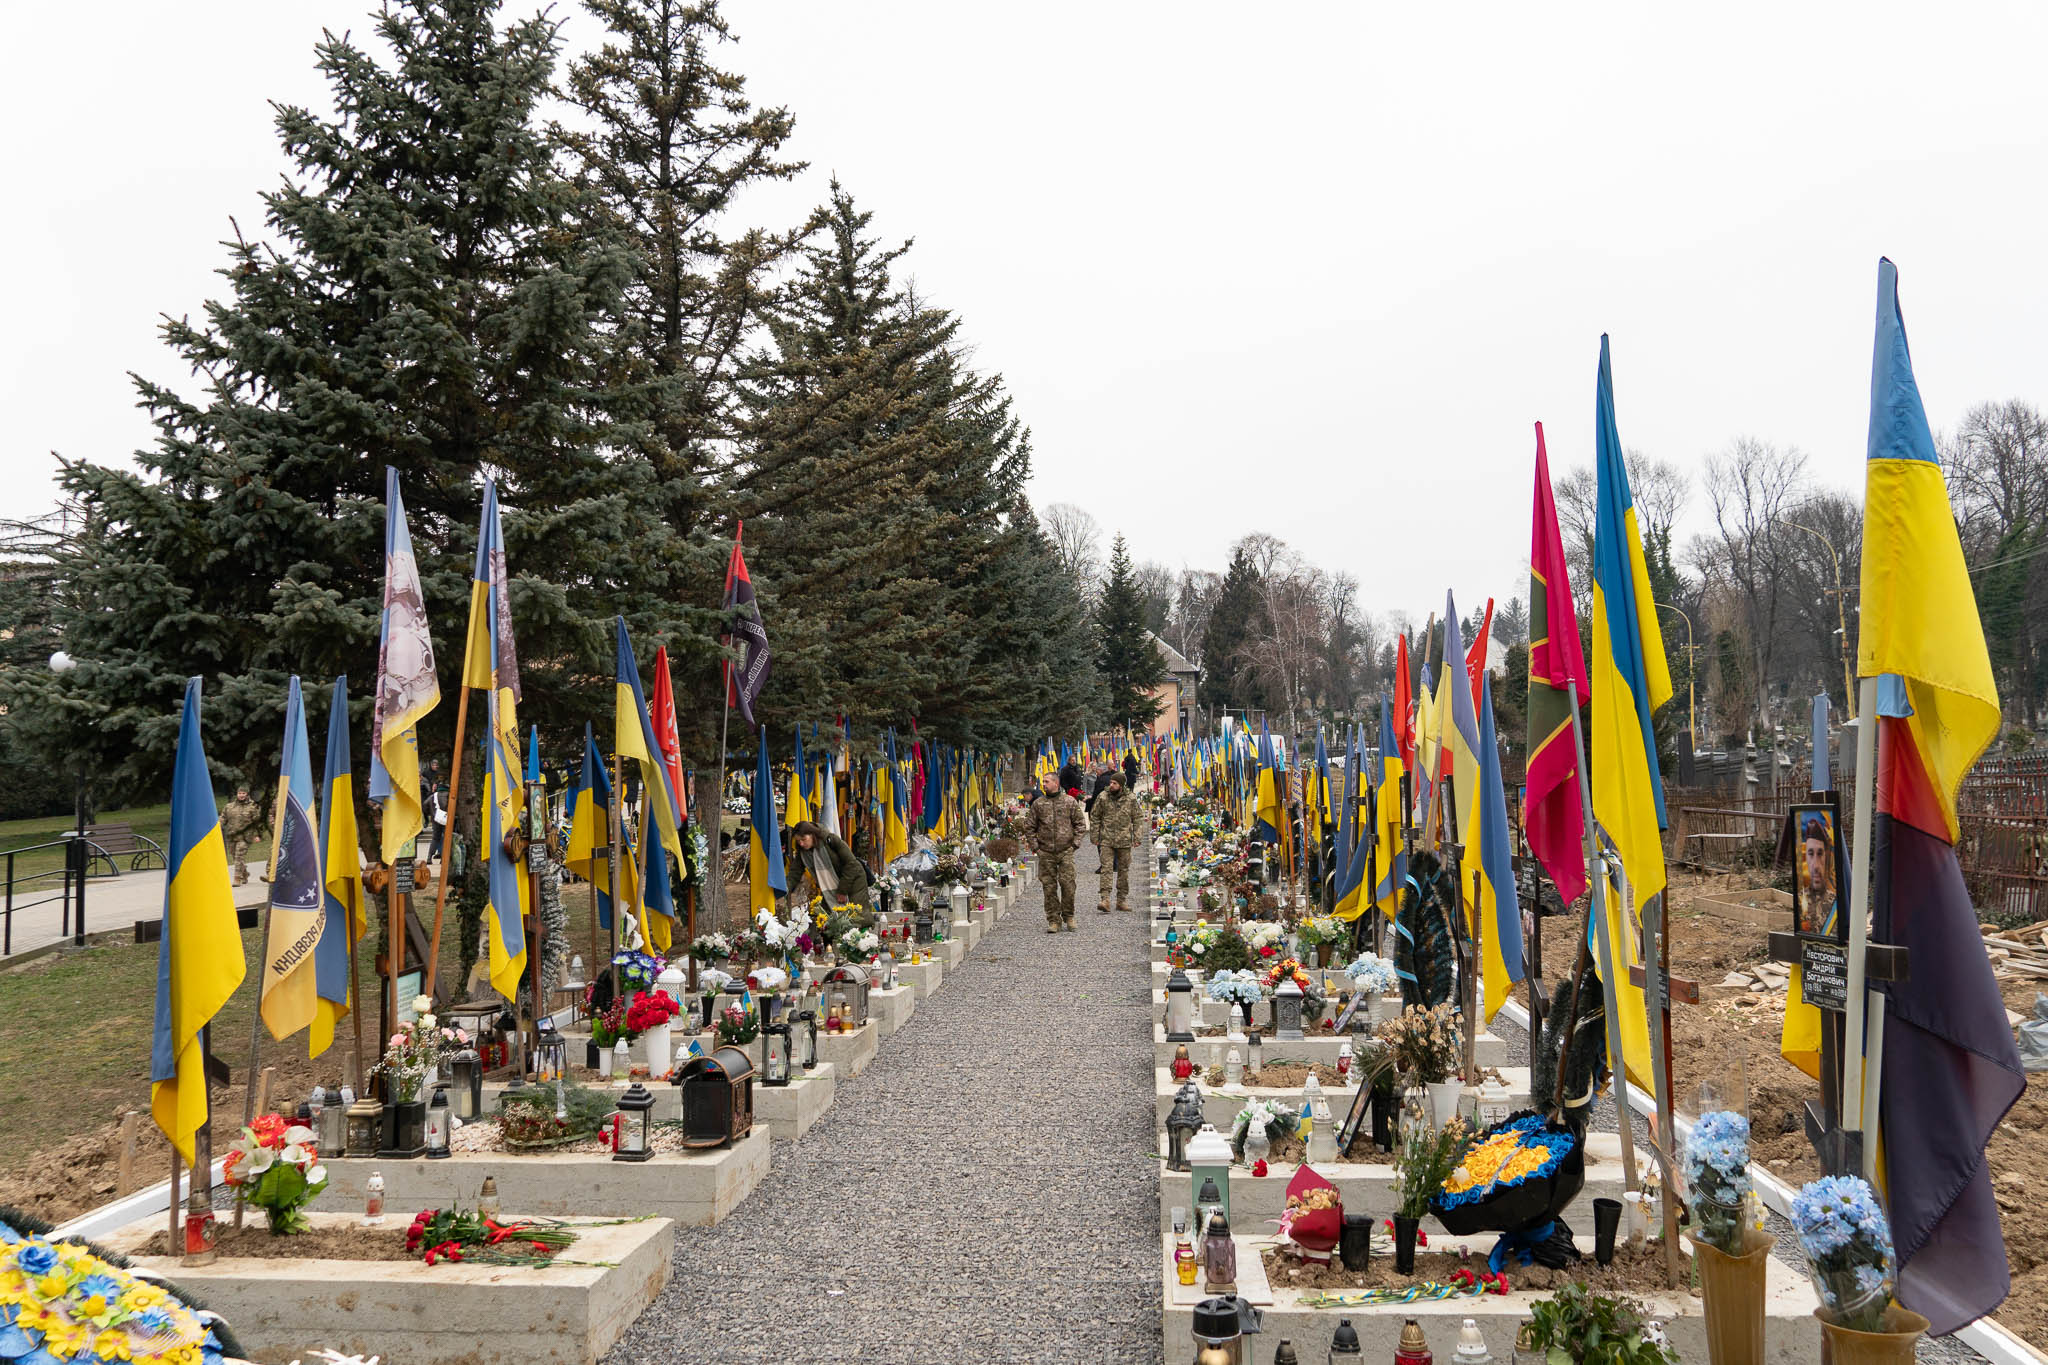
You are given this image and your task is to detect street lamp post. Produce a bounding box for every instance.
[1784,522,1856,721]
[1653,602,1699,757]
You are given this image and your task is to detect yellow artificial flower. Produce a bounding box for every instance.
[120,1284,167,1311]
[36,1273,68,1300]
[94,1327,135,1361]
[38,1314,91,1356]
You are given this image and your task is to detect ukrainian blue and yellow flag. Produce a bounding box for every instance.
[150,679,247,1164]
[311,675,364,1059]
[1251,726,1283,845]
[466,482,528,1001]
[1332,727,1370,921]
[1589,334,1670,1087]
[1471,678,1525,1021]
[1372,697,1408,918]
[615,618,685,950]
[750,728,787,912]
[565,724,635,930]
[787,727,813,829]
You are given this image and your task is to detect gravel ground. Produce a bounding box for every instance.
[605,861,1164,1365]
[1485,1004,1990,1362]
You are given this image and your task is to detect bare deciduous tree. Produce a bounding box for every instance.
[1040,502,1103,598]
[1701,437,1810,741]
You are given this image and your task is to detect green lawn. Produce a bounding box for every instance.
[0,803,271,883]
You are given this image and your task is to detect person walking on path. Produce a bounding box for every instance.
[220,785,265,886]
[1091,773,1142,913]
[1019,771,1083,932]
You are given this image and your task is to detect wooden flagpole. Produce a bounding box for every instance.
[422,679,474,994]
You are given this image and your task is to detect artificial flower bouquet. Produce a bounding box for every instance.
[1430,1111,1583,1239]
[717,1000,759,1047]
[687,932,732,963]
[842,927,881,960]
[1231,1097,1299,1159]
[1295,915,1344,947]
[589,996,628,1047]
[375,996,462,1102]
[1344,952,1398,996]
[224,1114,329,1235]
[1682,1109,1753,1254]
[624,989,680,1036]
[744,966,789,995]
[1206,969,1263,1016]
[1247,923,1286,958]
[1792,1175,1896,1332]
[0,1226,231,1365]
[612,949,664,993]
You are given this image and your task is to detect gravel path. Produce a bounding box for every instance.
[1485,1003,1990,1362]
[605,861,1164,1365]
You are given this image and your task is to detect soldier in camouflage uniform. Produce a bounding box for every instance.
[1018,772,1083,932]
[1091,774,1143,912]
[220,786,264,886]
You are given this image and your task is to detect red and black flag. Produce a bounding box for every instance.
[723,523,770,728]
[1526,422,1590,906]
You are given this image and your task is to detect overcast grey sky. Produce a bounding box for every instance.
[5,1,2045,619]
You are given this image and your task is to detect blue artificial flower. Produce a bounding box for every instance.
[11,1242,56,1278]
[72,1274,123,1310]
[131,1308,179,1339]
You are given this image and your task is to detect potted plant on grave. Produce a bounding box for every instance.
[1391,1114,1469,1273]
[626,988,682,1077]
[1525,1283,1679,1364]
[223,1113,328,1234]
[717,999,760,1048]
[498,1082,613,1150]
[1792,1175,1925,1362]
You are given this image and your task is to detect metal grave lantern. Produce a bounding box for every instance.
[316,1085,348,1158]
[613,1082,656,1162]
[1190,1296,1252,1365]
[345,1098,382,1158]
[423,1085,451,1159]
[675,1045,756,1148]
[761,1020,792,1087]
[1272,978,1305,1041]
[1186,1124,1233,1227]
[949,882,971,922]
[1165,968,1197,1042]
[795,1009,820,1070]
[914,900,935,944]
[1328,1318,1362,1362]
[448,1047,483,1122]
[822,962,871,1029]
[1166,1081,1204,1172]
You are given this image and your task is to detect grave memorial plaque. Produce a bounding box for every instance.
[1799,939,1850,1012]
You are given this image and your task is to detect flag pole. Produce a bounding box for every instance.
[346,877,366,1096]
[422,666,476,995]
[608,755,624,971]
[1566,690,1641,1195]
[1841,674,1883,1184]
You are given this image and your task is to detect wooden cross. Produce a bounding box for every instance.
[1766,931,1909,1176]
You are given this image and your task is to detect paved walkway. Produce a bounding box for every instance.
[606,860,1164,1365]
[1,868,267,959]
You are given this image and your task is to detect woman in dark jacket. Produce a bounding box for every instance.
[791,821,871,909]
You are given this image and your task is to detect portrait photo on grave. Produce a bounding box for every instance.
[1788,803,1844,940]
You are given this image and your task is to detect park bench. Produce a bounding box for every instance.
[79,823,167,877]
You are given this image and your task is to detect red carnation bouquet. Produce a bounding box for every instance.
[624,989,679,1035]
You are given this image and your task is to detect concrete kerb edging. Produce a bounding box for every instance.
[1494,998,2047,1365]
